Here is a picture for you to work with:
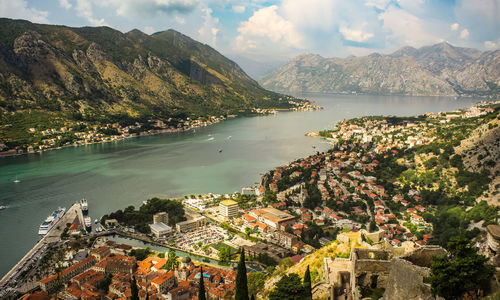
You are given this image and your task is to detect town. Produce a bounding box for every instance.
[4,101,499,299]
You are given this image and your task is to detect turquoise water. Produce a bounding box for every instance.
[0,94,482,276]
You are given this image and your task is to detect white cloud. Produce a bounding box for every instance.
[59,0,72,10]
[198,7,220,47]
[339,26,374,42]
[379,6,442,47]
[0,0,49,23]
[484,41,497,49]
[144,26,155,34]
[365,0,391,10]
[109,0,199,18]
[232,5,245,13]
[236,5,303,51]
[75,0,107,26]
[460,28,469,39]
[450,23,459,31]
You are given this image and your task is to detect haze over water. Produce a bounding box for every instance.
[0,94,482,276]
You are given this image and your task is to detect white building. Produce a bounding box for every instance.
[219,200,239,218]
[149,222,173,238]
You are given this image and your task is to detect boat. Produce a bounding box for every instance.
[80,199,88,214]
[218,149,223,153]
[38,207,66,236]
[207,137,215,141]
[84,217,92,232]
[13,176,20,183]
[0,205,6,210]
[227,136,232,139]
[94,219,99,224]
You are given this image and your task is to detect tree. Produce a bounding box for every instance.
[303,266,312,299]
[247,272,266,297]
[428,235,495,300]
[218,245,232,262]
[131,276,139,300]
[269,273,307,300]
[198,265,206,300]
[235,248,249,300]
[164,250,178,270]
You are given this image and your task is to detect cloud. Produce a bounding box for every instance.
[339,26,374,43]
[143,26,155,34]
[460,28,469,39]
[110,0,199,18]
[484,41,497,49]
[59,0,72,10]
[0,0,49,23]
[75,0,107,26]
[450,23,459,31]
[232,5,245,13]
[236,5,303,51]
[379,6,442,47]
[198,7,220,47]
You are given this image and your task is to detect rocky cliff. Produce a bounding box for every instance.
[260,42,500,96]
[0,18,290,146]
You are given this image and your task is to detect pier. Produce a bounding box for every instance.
[0,203,82,294]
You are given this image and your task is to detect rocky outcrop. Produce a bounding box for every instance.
[260,42,500,96]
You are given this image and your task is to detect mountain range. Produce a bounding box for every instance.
[0,18,292,146]
[260,42,500,96]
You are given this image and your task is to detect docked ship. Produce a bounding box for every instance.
[80,198,88,214]
[84,217,92,232]
[38,207,66,236]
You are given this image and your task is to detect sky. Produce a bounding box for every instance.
[1,0,499,66]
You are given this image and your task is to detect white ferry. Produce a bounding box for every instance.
[84,217,92,232]
[80,198,88,214]
[38,207,66,236]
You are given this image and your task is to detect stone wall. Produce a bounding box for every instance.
[383,258,435,300]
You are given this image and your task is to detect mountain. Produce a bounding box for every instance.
[260,42,500,96]
[228,55,286,80]
[0,18,292,146]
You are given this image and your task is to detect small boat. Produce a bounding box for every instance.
[0,205,6,210]
[227,136,232,139]
[84,217,92,232]
[94,219,99,224]
[13,176,20,183]
[218,149,223,153]
[80,199,88,214]
[207,137,215,141]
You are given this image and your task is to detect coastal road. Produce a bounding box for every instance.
[0,203,80,290]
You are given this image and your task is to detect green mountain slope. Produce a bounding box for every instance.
[0,18,291,147]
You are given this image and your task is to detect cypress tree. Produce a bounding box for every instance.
[131,276,139,300]
[304,265,312,299]
[198,265,206,300]
[235,248,249,300]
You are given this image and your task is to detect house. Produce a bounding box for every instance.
[410,215,424,224]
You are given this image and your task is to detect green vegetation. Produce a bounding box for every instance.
[269,273,308,300]
[428,235,495,300]
[129,247,152,261]
[303,266,312,300]
[235,248,249,300]
[217,245,233,262]
[247,272,266,298]
[198,265,206,300]
[101,197,185,233]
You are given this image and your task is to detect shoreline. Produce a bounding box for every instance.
[0,105,321,159]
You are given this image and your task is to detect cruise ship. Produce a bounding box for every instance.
[80,198,88,214]
[84,217,92,232]
[38,207,66,236]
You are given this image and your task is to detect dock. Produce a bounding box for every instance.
[0,203,82,292]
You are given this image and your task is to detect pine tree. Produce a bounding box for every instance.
[235,248,249,300]
[303,265,312,299]
[198,265,206,300]
[250,295,255,300]
[130,276,139,300]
